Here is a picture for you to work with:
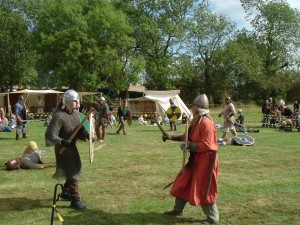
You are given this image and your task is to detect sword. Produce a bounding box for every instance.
[152,117,168,136]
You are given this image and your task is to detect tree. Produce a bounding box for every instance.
[0,5,37,91]
[30,0,140,93]
[114,0,195,90]
[212,31,264,103]
[186,1,236,103]
[241,0,300,98]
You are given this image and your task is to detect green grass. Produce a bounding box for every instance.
[0,109,300,225]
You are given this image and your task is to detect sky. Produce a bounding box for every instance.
[209,0,300,30]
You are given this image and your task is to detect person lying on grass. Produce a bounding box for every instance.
[5,141,55,170]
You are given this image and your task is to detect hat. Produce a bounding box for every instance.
[23,141,39,155]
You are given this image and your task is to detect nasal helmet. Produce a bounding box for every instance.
[62,89,80,110]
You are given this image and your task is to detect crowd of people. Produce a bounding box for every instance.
[261,97,299,131]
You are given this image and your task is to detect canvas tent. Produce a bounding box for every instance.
[0,89,64,115]
[128,90,191,119]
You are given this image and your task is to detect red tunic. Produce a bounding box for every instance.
[170,117,218,205]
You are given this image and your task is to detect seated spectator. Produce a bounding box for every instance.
[138,115,148,125]
[235,109,245,132]
[162,113,169,125]
[233,109,259,133]
[109,113,117,126]
[279,104,293,118]
[0,108,12,132]
[5,141,55,170]
[156,113,163,125]
[277,119,293,131]
[9,114,17,129]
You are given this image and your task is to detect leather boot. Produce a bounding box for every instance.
[70,198,87,210]
[16,133,19,140]
[60,180,71,201]
[69,179,87,210]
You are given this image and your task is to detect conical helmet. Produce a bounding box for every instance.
[193,94,209,109]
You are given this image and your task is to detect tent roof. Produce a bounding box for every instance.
[128,90,191,117]
[78,92,100,96]
[9,89,63,94]
[145,90,180,96]
[128,85,146,93]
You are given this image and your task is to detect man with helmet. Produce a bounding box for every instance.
[163,94,219,224]
[218,96,237,141]
[95,96,110,141]
[45,89,92,210]
[14,95,28,140]
[168,97,178,131]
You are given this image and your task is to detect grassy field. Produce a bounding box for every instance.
[0,108,299,225]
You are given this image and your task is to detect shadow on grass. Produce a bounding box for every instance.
[61,208,201,225]
[0,197,51,211]
[0,135,14,140]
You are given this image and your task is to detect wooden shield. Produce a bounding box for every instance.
[127,113,132,126]
[89,113,95,163]
[167,106,182,122]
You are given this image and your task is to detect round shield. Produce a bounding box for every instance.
[89,113,95,163]
[167,106,182,122]
[233,135,254,146]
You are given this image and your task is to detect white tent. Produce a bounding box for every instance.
[128,90,191,118]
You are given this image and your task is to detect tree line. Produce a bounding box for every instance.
[0,0,299,105]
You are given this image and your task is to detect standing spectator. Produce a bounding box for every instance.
[163,94,219,224]
[95,97,110,142]
[168,98,178,131]
[45,89,93,210]
[116,99,131,135]
[269,99,278,128]
[261,99,270,127]
[218,96,237,141]
[293,100,299,113]
[15,95,28,140]
[36,95,45,113]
